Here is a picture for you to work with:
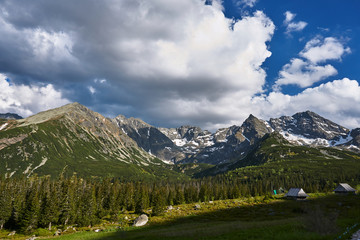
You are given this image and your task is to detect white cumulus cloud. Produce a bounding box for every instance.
[275,37,349,89]
[254,78,360,129]
[1,0,358,132]
[234,0,258,8]
[300,37,351,64]
[284,11,307,34]
[0,73,70,117]
[275,58,337,88]
[0,0,275,129]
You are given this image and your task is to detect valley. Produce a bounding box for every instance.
[1,102,359,180]
[0,103,360,239]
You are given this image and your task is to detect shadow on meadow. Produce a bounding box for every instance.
[90,194,360,240]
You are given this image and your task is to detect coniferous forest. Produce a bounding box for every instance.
[1,166,359,234]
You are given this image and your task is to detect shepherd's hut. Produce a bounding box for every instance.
[285,188,309,200]
[334,183,356,195]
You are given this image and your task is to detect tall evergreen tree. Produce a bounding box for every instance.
[135,186,150,214]
[0,180,12,229]
[151,189,166,216]
[20,186,40,233]
[39,182,60,230]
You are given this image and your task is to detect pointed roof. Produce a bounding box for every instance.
[334,183,356,192]
[285,188,309,197]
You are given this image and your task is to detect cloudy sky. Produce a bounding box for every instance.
[0,0,359,131]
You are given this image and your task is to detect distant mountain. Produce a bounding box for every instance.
[193,130,360,177]
[269,111,350,146]
[0,113,22,120]
[113,115,182,163]
[0,103,186,180]
[117,110,360,165]
[1,103,359,179]
[115,114,273,165]
[208,131,360,179]
[346,128,360,152]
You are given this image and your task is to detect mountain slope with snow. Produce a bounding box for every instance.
[116,110,360,165]
[1,103,359,179]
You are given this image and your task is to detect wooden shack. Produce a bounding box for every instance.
[334,183,356,195]
[285,188,309,200]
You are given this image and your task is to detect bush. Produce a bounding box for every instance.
[33,228,51,237]
[76,226,91,232]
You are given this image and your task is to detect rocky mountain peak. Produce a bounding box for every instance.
[16,102,96,126]
[241,114,273,141]
[176,126,210,141]
[114,115,151,130]
[269,111,350,146]
[0,113,23,120]
[213,125,240,143]
[346,128,360,152]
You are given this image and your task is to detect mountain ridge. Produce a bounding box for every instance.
[0,103,186,180]
[116,109,360,164]
[1,103,359,179]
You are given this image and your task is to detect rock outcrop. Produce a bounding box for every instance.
[133,214,148,227]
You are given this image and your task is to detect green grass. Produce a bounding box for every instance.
[0,118,188,181]
[34,193,360,240]
[195,132,360,182]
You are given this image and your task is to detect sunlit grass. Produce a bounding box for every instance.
[34,193,360,240]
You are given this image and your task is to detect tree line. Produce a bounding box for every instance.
[0,170,358,234]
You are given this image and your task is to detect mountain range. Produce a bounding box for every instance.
[0,102,359,179]
[116,109,360,164]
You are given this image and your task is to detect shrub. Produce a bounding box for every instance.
[33,228,51,237]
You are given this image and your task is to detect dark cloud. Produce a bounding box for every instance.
[0,0,277,130]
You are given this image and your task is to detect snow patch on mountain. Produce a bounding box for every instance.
[347,145,359,151]
[280,131,330,146]
[173,138,188,147]
[331,134,353,146]
[121,127,128,135]
[0,123,8,131]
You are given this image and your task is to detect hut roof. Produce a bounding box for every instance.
[285,188,309,197]
[334,183,356,192]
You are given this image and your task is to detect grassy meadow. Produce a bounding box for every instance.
[2,193,359,240]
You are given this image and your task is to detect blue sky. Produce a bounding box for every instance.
[225,0,360,94]
[0,0,359,131]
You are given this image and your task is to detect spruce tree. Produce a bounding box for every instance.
[39,183,60,230]
[174,185,185,205]
[199,184,209,202]
[20,186,40,233]
[0,180,12,229]
[58,178,76,226]
[135,186,150,214]
[151,189,165,216]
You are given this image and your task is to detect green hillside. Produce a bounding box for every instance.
[223,133,360,191]
[0,116,187,181]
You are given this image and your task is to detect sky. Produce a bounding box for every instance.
[0,0,360,131]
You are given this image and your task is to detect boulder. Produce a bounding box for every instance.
[26,237,37,240]
[133,214,148,227]
[167,205,173,210]
[194,204,201,210]
[54,229,62,236]
[8,231,16,236]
